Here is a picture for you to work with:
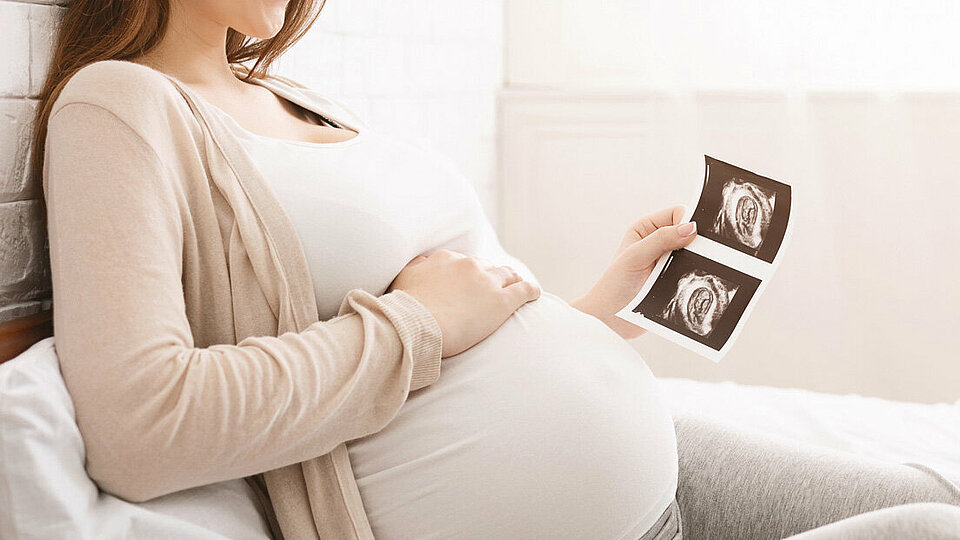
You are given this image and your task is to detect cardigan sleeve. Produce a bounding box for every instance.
[43,102,442,502]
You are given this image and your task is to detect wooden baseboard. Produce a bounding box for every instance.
[0,309,53,364]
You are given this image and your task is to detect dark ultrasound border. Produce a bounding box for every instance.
[633,249,761,350]
[690,155,791,263]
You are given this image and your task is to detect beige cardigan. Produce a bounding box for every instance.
[42,59,444,539]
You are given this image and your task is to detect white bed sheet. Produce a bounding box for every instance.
[659,377,960,482]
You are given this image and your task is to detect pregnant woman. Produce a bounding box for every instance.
[39,1,960,539]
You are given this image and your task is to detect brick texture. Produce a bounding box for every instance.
[0,1,63,322]
[0,0,503,322]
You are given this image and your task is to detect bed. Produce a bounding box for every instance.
[1,311,958,538]
[659,377,960,484]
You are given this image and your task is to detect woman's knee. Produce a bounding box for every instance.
[786,502,960,539]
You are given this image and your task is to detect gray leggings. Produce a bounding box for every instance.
[673,414,960,539]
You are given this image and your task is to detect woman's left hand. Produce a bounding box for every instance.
[570,205,697,339]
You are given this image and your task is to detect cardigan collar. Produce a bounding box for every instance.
[158,70,324,334]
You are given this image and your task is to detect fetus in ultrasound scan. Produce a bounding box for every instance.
[662,271,739,337]
[712,178,776,254]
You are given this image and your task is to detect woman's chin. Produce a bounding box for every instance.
[236,9,287,40]
[241,23,284,40]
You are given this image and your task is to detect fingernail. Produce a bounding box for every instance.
[677,222,696,237]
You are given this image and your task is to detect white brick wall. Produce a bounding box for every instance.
[0,0,65,322]
[0,0,504,322]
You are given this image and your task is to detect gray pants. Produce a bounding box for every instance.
[673,414,960,539]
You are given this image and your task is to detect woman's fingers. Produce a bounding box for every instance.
[677,221,696,237]
[623,221,697,270]
[645,220,697,251]
[502,279,541,307]
[620,205,688,251]
[487,265,522,287]
[670,205,687,226]
[633,205,687,237]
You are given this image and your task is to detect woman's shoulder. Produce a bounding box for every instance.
[51,60,192,134]
[55,60,181,110]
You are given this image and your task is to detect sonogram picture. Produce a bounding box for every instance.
[616,156,793,361]
[714,180,774,255]
[692,157,790,263]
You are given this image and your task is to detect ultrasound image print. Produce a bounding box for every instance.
[635,249,761,350]
[691,156,791,263]
[661,270,739,337]
[712,179,776,254]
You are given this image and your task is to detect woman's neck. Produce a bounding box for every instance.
[134,6,245,94]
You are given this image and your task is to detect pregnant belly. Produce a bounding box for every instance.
[346,292,679,539]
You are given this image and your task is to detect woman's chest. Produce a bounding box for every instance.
[241,131,492,318]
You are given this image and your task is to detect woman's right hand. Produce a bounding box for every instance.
[388,249,541,358]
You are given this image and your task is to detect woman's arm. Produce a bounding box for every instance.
[571,207,697,339]
[44,102,442,502]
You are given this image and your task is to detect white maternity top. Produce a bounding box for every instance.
[211,96,679,539]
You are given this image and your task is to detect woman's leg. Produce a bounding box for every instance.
[673,414,960,540]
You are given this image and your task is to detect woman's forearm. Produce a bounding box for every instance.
[570,210,697,340]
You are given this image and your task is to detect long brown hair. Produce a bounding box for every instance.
[32,0,324,182]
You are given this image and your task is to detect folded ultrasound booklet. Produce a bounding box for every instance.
[615,156,793,362]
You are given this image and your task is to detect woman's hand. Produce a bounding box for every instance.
[388,249,542,357]
[571,205,697,339]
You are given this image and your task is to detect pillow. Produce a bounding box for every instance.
[0,337,273,540]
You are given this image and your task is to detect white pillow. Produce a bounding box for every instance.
[0,337,273,540]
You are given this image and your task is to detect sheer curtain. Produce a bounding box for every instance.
[507,0,960,92]
[501,0,960,403]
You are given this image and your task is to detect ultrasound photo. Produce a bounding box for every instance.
[616,155,792,361]
[691,156,791,263]
[633,249,761,351]
[662,270,739,338]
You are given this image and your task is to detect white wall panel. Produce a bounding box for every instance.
[499,89,960,403]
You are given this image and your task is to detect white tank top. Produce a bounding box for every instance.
[212,101,679,539]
